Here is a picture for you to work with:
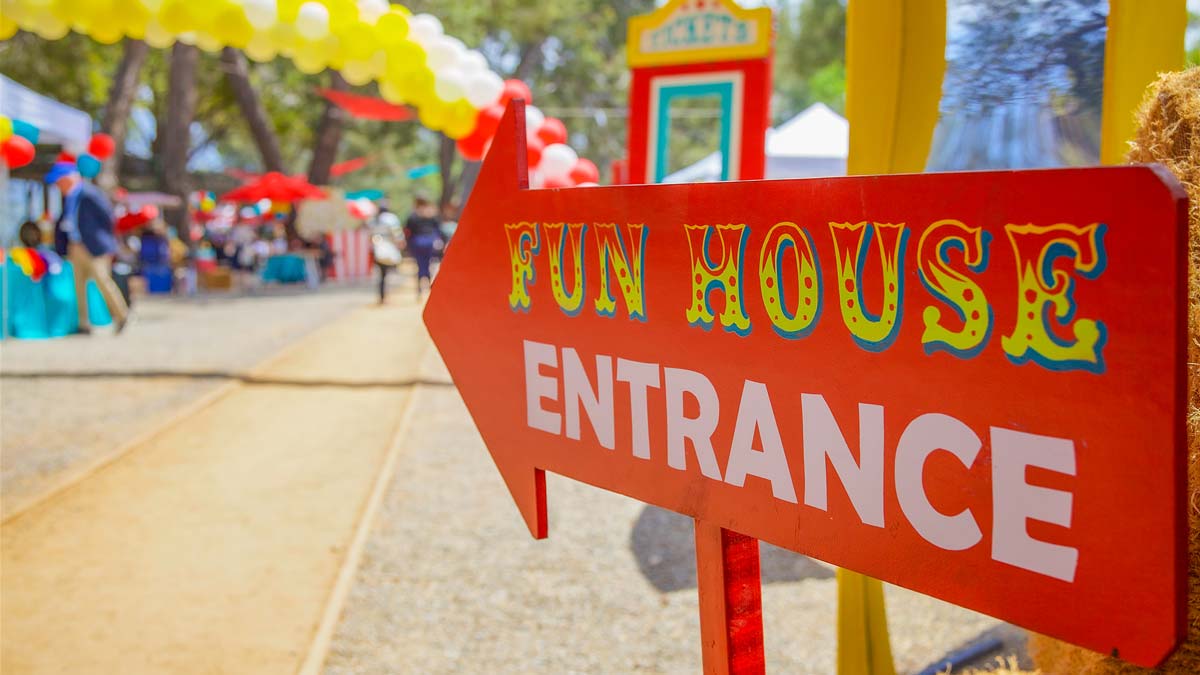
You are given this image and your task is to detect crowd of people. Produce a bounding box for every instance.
[12,161,459,339]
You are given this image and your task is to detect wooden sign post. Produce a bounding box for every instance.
[423,101,1189,671]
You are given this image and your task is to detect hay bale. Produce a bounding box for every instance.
[1027,67,1200,674]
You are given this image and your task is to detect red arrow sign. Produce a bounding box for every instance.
[424,101,1188,667]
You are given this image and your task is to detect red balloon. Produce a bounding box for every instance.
[542,174,573,189]
[536,117,568,146]
[499,79,532,106]
[456,134,487,162]
[2,136,35,169]
[568,158,600,185]
[88,133,116,160]
[474,104,505,141]
[526,135,544,168]
[456,104,506,161]
[141,204,160,220]
[57,151,76,163]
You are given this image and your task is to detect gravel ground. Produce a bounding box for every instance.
[0,283,377,515]
[324,349,1033,674]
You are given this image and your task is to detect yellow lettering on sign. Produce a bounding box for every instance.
[1001,223,1108,373]
[504,222,540,312]
[684,224,751,336]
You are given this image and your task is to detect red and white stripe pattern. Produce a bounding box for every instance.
[327,229,373,280]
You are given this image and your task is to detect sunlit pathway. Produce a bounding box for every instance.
[2,300,427,674]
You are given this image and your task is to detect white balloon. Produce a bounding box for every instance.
[243,0,277,30]
[457,50,488,75]
[576,182,599,187]
[433,66,467,101]
[528,168,545,188]
[407,13,443,46]
[540,143,579,180]
[424,36,462,70]
[464,71,503,108]
[356,0,389,21]
[525,105,545,134]
[295,2,330,41]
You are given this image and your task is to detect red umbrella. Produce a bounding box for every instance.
[317,88,414,121]
[116,205,159,233]
[219,172,327,203]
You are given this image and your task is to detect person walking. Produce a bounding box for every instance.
[48,162,129,334]
[403,195,444,300]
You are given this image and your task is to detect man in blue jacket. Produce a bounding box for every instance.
[47,162,128,334]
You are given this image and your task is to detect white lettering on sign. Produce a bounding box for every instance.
[801,393,886,528]
[991,428,1079,582]
[523,340,561,435]
[563,347,615,449]
[665,367,724,480]
[895,414,983,551]
[521,340,1080,582]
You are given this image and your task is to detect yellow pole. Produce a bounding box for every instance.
[1100,0,1187,165]
[841,1,945,673]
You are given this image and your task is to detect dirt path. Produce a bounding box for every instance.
[1,301,428,674]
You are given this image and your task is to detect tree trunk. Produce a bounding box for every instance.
[98,39,149,192]
[437,133,459,211]
[161,43,199,235]
[220,47,285,173]
[307,71,347,186]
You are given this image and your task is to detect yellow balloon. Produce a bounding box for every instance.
[244,33,278,62]
[50,0,88,25]
[292,39,328,73]
[276,0,302,23]
[33,12,70,40]
[211,7,253,49]
[143,18,174,47]
[0,17,17,40]
[338,19,376,61]
[0,116,12,142]
[418,97,449,131]
[90,6,126,43]
[378,78,406,104]
[374,8,408,46]
[323,0,356,32]
[444,100,477,140]
[340,58,374,86]
[384,38,425,77]
[269,21,299,53]
[157,0,197,34]
[195,30,223,52]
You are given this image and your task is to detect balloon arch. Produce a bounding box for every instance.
[0,0,601,187]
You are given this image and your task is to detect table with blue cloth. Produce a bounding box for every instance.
[261,253,318,286]
[1,255,112,339]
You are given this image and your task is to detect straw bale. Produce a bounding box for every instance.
[1027,67,1200,674]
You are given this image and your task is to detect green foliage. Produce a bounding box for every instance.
[0,0,848,196]
[773,0,846,123]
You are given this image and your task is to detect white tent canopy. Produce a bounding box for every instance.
[0,74,93,147]
[663,102,848,183]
